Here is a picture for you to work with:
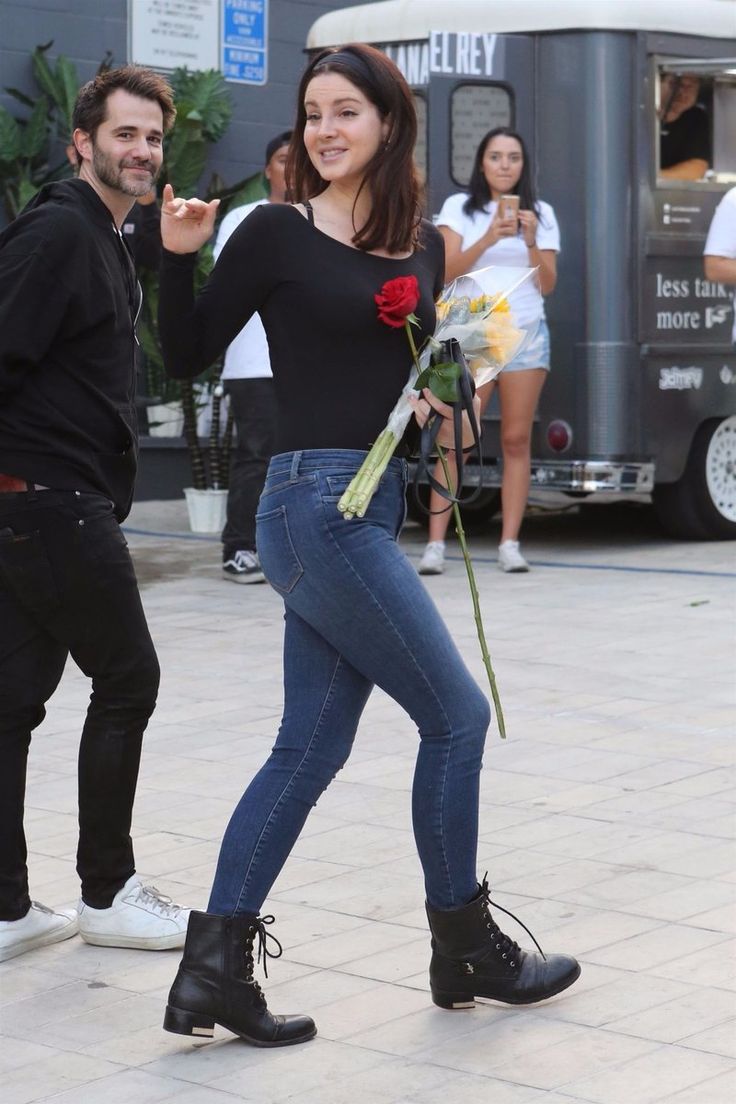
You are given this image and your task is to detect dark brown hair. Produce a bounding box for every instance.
[286,43,421,254]
[463,127,540,219]
[72,65,176,143]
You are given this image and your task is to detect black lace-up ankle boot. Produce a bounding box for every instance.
[426,877,580,1009]
[163,910,316,1046]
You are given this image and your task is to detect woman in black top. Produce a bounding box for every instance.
[159,44,579,1048]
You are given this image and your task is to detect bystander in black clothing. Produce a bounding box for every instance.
[0,65,191,967]
[0,180,141,514]
[0,176,159,921]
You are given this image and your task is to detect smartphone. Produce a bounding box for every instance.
[500,194,519,227]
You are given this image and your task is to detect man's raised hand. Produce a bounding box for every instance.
[161,183,220,254]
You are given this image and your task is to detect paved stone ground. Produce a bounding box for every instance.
[1,498,735,1104]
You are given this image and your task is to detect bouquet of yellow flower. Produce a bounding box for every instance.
[338,266,536,521]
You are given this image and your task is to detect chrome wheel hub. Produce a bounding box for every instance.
[705,416,736,523]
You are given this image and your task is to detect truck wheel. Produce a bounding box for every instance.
[406,485,501,532]
[653,416,736,540]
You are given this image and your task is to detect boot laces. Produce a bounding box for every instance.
[479,873,547,964]
[244,913,283,983]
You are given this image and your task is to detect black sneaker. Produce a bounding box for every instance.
[222,550,266,584]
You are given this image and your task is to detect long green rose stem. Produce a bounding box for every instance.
[405,320,421,369]
[436,443,506,739]
[412,315,505,736]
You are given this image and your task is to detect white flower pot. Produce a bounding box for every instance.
[184,487,228,534]
[147,402,184,437]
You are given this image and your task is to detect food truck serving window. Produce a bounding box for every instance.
[451,83,512,186]
[656,60,736,184]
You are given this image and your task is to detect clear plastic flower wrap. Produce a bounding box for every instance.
[427,265,539,389]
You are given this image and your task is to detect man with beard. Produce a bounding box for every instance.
[0,66,191,962]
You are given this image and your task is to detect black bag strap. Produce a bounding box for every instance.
[303,199,315,225]
[413,338,484,515]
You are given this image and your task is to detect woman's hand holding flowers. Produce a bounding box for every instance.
[409,388,481,450]
[161,183,221,255]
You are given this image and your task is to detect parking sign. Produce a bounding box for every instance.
[222,0,268,86]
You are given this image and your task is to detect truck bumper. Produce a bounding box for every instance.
[440,460,655,494]
[530,460,655,493]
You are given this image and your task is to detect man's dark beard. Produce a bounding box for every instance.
[92,144,159,198]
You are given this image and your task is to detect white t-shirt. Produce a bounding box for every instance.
[213,198,272,380]
[436,192,560,328]
[704,187,736,343]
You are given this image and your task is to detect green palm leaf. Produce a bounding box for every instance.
[21,96,49,159]
[56,55,80,136]
[0,108,22,163]
[170,68,232,142]
[31,43,63,107]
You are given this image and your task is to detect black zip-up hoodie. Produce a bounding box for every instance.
[0,179,141,520]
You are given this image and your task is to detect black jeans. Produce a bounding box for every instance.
[222,378,276,559]
[0,490,160,920]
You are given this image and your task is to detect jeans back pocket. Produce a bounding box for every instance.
[255,505,304,595]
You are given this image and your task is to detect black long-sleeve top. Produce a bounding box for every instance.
[0,180,140,519]
[159,203,444,454]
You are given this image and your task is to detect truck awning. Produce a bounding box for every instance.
[308,0,736,48]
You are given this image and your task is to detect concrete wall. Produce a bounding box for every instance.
[0,0,364,189]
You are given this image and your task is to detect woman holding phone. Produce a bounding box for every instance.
[418,127,560,575]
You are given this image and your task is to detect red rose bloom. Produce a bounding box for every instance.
[375,275,420,329]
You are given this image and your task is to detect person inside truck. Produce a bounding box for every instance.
[659,72,711,181]
[418,126,560,576]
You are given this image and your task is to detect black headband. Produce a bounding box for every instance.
[311,47,383,104]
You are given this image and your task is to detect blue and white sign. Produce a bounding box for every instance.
[222,0,268,86]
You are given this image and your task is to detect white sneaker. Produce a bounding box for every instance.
[498,540,530,573]
[78,875,190,950]
[0,901,78,963]
[418,540,446,575]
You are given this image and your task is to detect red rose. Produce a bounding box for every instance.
[374,275,420,329]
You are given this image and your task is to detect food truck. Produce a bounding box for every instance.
[307,0,736,538]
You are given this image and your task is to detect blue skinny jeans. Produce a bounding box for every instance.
[208,450,490,914]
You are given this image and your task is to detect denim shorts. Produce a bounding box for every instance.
[502,317,550,373]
